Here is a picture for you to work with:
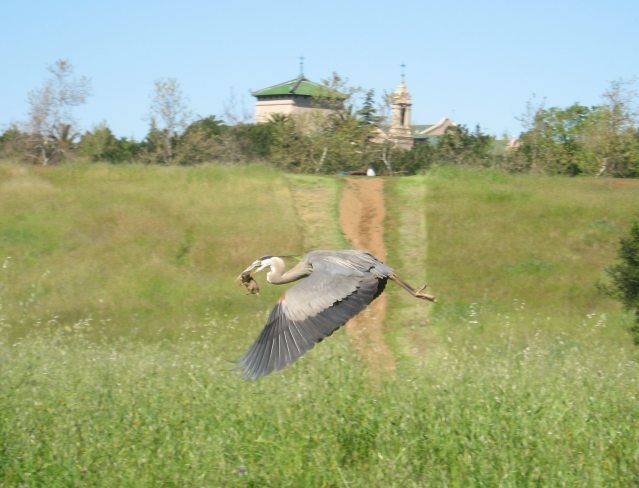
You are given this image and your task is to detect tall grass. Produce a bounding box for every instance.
[1,316,637,486]
[1,164,638,486]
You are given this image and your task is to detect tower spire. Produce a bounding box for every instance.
[299,56,305,78]
[389,66,413,150]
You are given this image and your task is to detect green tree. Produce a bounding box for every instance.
[268,115,309,172]
[321,108,374,173]
[174,116,226,165]
[317,72,356,112]
[78,123,117,161]
[183,115,225,139]
[233,123,275,160]
[435,125,494,167]
[0,126,29,160]
[266,101,376,174]
[79,124,140,163]
[357,89,382,127]
[211,122,277,163]
[604,217,639,343]
[138,122,165,164]
[516,103,595,175]
[395,143,435,175]
[105,137,140,163]
[511,81,639,177]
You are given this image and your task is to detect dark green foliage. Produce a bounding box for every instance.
[514,104,598,175]
[605,217,639,342]
[145,117,274,165]
[183,115,225,138]
[388,124,498,176]
[323,108,377,173]
[138,124,169,164]
[357,89,382,127]
[267,115,308,172]
[172,116,226,165]
[395,142,435,174]
[436,124,495,167]
[79,124,141,163]
[510,82,639,177]
[0,126,20,145]
[7,68,638,177]
[107,137,141,163]
[0,126,29,160]
[265,110,377,174]
[228,123,275,159]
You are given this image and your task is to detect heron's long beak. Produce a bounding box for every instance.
[236,260,262,281]
[242,263,260,274]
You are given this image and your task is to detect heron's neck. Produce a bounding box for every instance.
[266,257,308,285]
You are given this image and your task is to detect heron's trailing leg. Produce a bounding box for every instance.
[389,273,436,302]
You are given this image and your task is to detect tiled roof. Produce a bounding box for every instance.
[252,76,346,98]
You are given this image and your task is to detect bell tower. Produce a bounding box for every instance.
[389,66,414,150]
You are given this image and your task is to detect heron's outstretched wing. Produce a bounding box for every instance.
[236,254,389,380]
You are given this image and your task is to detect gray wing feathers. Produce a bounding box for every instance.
[236,250,391,380]
[282,251,393,321]
[307,250,393,278]
[283,271,359,321]
[236,273,386,380]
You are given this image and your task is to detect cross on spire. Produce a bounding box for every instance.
[400,63,406,81]
[299,56,305,77]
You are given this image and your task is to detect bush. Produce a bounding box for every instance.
[604,216,639,343]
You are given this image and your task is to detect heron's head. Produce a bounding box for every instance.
[240,256,276,275]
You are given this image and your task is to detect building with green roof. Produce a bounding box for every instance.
[252,75,346,124]
[253,70,461,150]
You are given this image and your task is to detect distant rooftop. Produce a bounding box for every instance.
[413,117,457,138]
[252,76,346,99]
[411,124,433,138]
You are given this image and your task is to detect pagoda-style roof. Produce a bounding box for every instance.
[252,76,346,99]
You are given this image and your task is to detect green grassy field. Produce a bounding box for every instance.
[421,168,639,349]
[0,163,304,340]
[1,162,638,486]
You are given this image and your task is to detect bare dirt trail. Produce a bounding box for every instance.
[339,178,396,378]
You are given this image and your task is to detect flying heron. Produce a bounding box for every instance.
[236,250,435,379]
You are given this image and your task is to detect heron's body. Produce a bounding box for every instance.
[236,250,434,380]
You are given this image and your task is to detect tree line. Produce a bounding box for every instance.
[1,59,637,177]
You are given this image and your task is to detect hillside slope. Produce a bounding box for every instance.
[1,163,638,486]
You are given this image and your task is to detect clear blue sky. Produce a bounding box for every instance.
[2,0,637,140]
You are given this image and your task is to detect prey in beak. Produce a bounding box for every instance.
[236,259,265,295]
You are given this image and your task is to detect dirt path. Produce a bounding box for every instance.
[339,178,396,378]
